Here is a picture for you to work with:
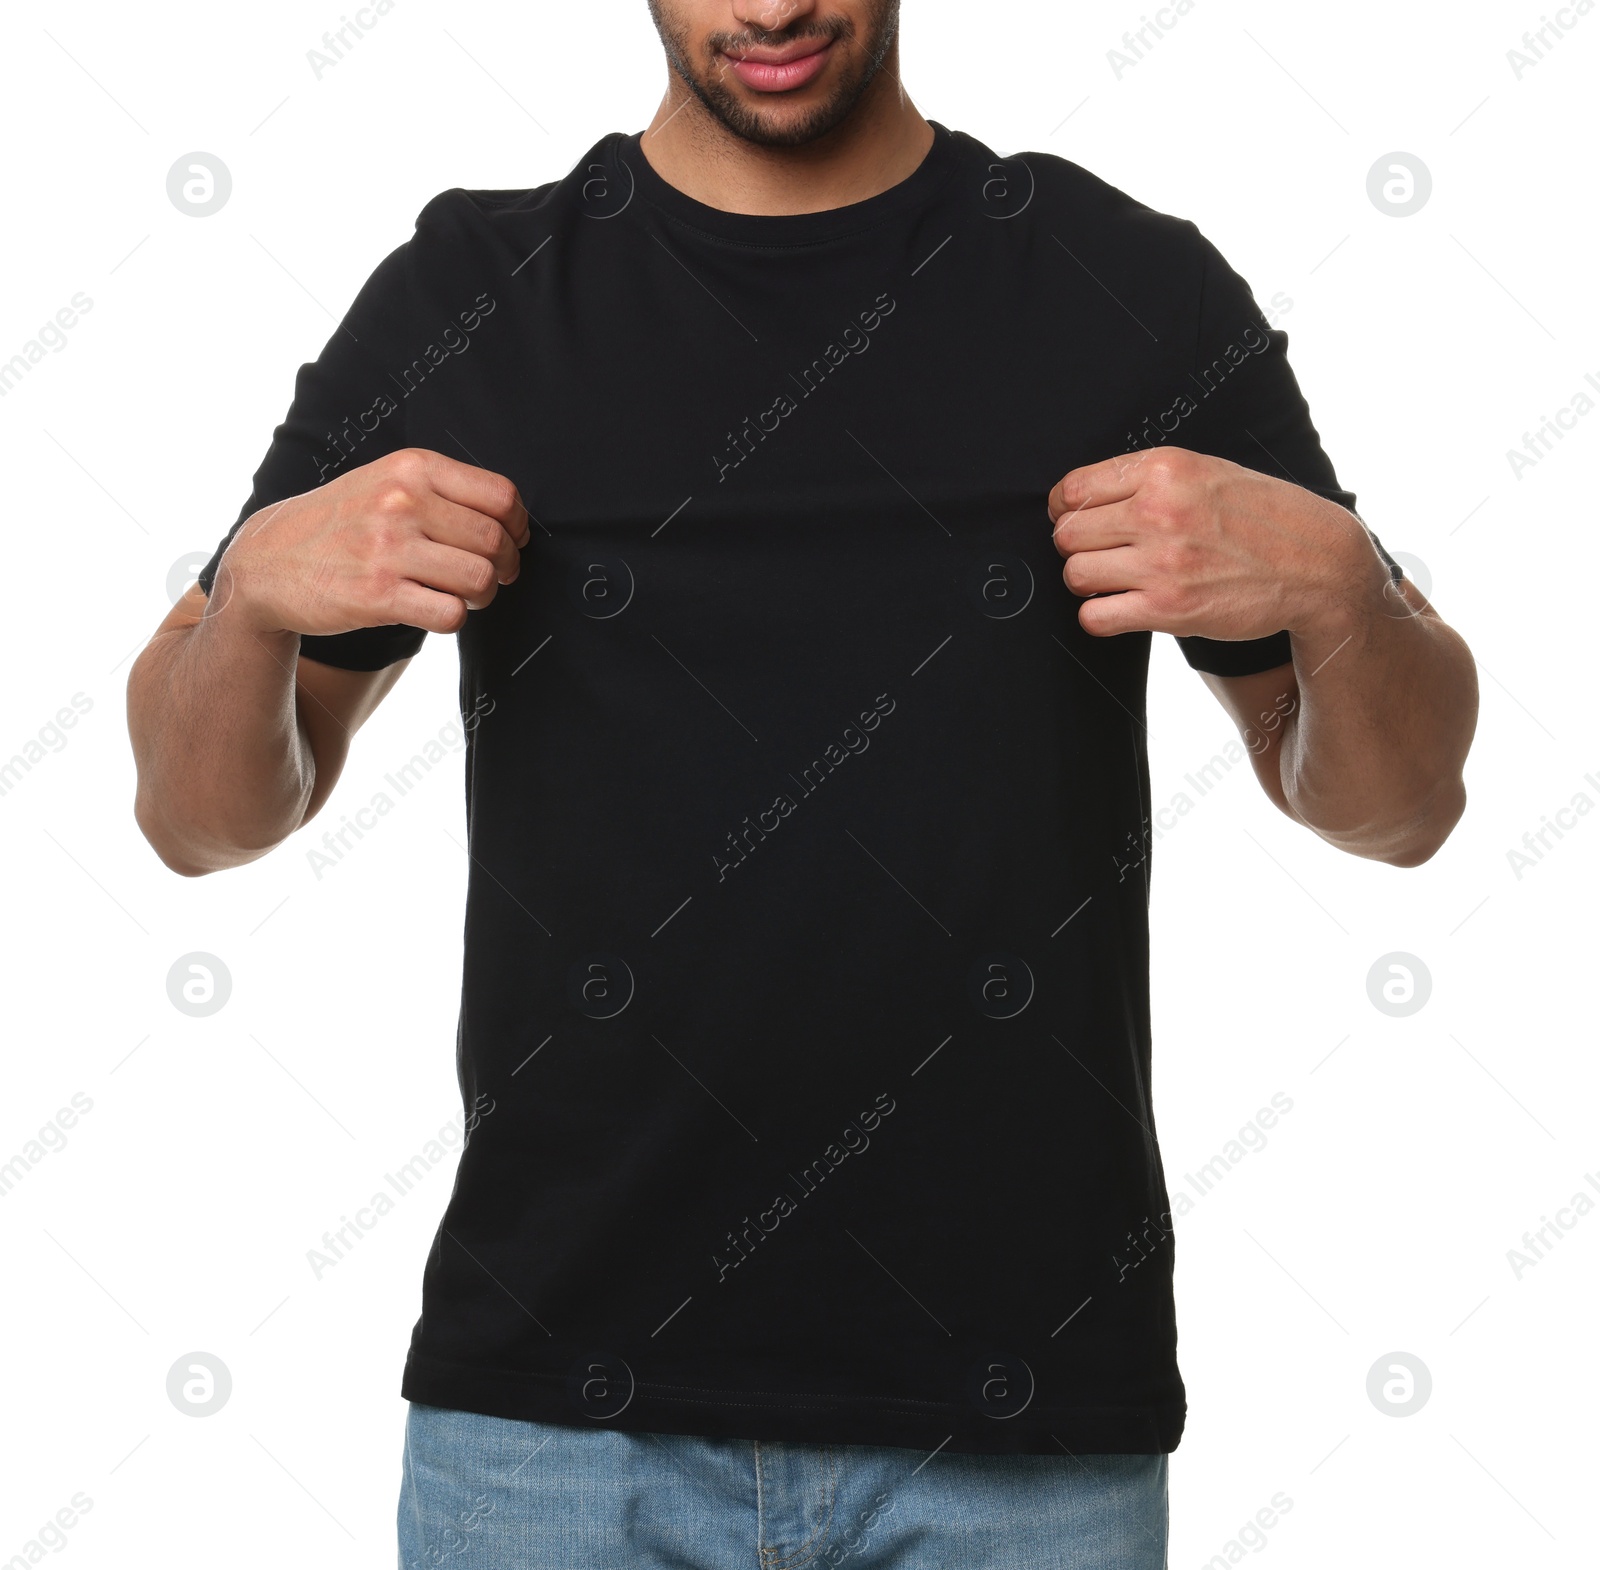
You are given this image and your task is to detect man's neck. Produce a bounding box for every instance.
[638,70,933,217]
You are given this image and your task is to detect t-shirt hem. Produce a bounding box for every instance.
[400,1353,1184,1457]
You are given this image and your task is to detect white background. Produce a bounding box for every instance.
[2,0,1595,1565]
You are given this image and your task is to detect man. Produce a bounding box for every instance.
[127,0,1478,1563]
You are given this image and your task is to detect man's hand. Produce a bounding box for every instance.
[130,447,530,876]
[210,447,532,639]
[1046,444,1478,867]
[1047,446,1384,644]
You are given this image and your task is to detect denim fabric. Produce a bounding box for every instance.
[398,1402,1167,1569]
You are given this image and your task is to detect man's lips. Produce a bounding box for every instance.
[725,38,833,92]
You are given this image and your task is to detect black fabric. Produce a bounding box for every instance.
[198,124,1362,1455]
[197,242,436,671]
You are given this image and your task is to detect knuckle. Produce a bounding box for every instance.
[361,566,403,616]
[364,517,406,559]
[487,475,519,516]
[1140,453,1184,499]
[1140,492,1182,532]
[1171,537,1204,574]
[1152,538,1198,577]
[385,447,429,483]
[371,482,417,521]
[476,517,507,558]
[438,598,470,634]
[464,556,497,597]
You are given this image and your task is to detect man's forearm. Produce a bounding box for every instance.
[129,600,313,876]
[1279,559,1478,866]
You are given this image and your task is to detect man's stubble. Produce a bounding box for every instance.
[645,0,902,147]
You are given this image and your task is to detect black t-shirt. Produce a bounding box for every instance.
[198,122,1362,1456]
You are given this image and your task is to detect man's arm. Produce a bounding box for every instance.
[1049,447,1477,867]
[129,587,410,876]
[1199,574,1475,865]
[128,448,529,877]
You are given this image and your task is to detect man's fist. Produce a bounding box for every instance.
[210,447,531,639]
[1047,446,1378,643]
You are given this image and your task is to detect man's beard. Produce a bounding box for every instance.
[647,1,899,147]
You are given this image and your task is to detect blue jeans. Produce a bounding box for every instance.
[397,1403,1168,1568]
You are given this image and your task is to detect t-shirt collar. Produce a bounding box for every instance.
[613,119,959,246]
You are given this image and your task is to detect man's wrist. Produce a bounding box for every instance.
[1284,506,1393,648]
[199,575,302,655]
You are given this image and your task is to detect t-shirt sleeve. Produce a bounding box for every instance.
[1169,228,1391,678]
[195,239,427,672]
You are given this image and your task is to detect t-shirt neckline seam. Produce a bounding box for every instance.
[614,121,960,247]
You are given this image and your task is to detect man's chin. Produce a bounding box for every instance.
[692,80,868,148]
[723,108,848,148]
